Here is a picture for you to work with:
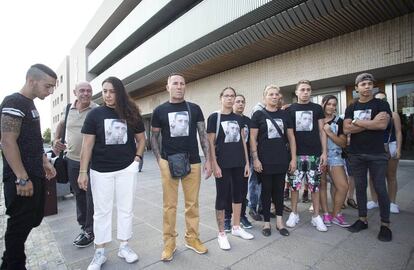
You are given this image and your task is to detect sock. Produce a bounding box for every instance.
[120,241,128,248]
[96,247,105,254]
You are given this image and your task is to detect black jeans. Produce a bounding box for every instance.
[261,173,286,222]
[1,176,45,270]
[348,153,390,223]
[66,158,94,234]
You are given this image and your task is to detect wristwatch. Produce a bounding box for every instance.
[15,178,29,186]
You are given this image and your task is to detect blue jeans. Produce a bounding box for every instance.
[248,168,261,211]
[348,153,390,223]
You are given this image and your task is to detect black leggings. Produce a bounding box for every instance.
[225,176,248,219]
[261,173,286,222]
[215,167,244,210]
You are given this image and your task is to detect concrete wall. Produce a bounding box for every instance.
[136,13,414,117]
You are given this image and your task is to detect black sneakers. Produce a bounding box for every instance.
[348,219,368,233]
[248,208,262,221]
[74,232,94,248]
[240,216,253,229]
[378,225,392,242]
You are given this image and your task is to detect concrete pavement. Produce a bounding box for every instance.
[1,153,414,270]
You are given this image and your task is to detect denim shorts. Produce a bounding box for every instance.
[327,150,345,167]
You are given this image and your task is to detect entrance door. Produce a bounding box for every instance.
[394,81,414,160]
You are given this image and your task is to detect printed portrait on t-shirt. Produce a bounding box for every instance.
[354,109,372,121]
[266,118,284,139]
[222,121,240,143]
[296,111,313,131]
[242,124,249,142]
[105,119,127,145]
[168,111,189,137]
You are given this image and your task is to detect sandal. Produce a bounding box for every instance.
[347,198,358,209]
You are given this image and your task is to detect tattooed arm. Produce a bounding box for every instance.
[197,121,212,179]
[150,127,161,164]
[0,114,28,180]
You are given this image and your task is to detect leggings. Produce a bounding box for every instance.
[261,173,286,222]
[225,176,248,219]
[215,167,244,210]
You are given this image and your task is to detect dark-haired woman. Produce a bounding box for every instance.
[319,95,350,227]
[207,87,253,251]
[78,77,145,270]
[250,85,296,237]
[367,92,402,214]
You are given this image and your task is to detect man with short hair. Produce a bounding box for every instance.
[343,73,392,241]
[151,73,212,261]
[53,81,97,247]
[286,80,328,232]
[1,64,57,270]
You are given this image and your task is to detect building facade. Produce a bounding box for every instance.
[53,0,414,159]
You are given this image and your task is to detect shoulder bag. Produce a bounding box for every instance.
[167,102,192,178]
[53,103,71,184]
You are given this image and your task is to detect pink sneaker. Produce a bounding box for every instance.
[323,213,332,226]
[332,213,350,228]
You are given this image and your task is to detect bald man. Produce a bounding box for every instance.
[53,81,98,247]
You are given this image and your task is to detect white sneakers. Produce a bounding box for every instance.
[311,215,328,232]
[367,201,379,209]
[218,233,231,250]
[231,226,254,240]
[286,212,300,228]
[390,203,400,214]
[218,226,254,250]
[87,250,107,270]
[368,201,400,214]
[118,245,139,263]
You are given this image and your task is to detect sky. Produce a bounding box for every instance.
[0,0,104,132]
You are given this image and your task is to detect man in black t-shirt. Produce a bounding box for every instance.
[286,80,328,232]
[151,73,212,261]
[0,64,57,270]
[343,73,393,242]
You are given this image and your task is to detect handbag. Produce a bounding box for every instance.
[167,152,191,178]
[167,102,191,178]
[54,103,71,184]
[384,119,397,159]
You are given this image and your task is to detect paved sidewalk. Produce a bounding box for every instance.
[1,153,414,270]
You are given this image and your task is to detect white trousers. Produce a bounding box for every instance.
[90,160,138,245]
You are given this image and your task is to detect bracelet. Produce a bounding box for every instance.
[135,154,142,159]
[79,170,88,173]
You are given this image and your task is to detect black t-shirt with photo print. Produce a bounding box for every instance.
[81,105,145,172]
[288,102,324,156]
[344,98,391,154]
[207,112,245,169]
[251,109,293,174]
[151,101,204,164]
[0,93,45,179]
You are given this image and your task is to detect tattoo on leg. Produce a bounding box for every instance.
[216,210,224,231]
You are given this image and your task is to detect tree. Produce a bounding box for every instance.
[43,128,51,144]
